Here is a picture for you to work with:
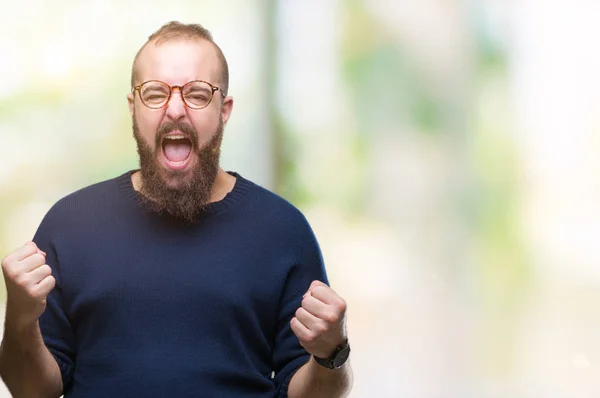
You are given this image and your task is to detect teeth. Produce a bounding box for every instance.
[164,135,186,140]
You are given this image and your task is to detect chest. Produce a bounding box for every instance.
[57,227,290,341]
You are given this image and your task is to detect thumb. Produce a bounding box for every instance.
[26,240,46,256]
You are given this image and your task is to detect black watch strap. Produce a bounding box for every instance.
[313,339,350,369]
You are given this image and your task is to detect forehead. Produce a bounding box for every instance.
[136,38,221,86]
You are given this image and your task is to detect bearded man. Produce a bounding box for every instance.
[0,21,353,398]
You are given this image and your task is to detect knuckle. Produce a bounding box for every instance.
[1,258,16,274]
[323,312,338,324]
[30,285,46,299]
[25,286,38,299]
[305,332,317,343]
[3,265,17,280]
[316,323,328,335]
[15,274,31,289]
[40,264,52,275]
[46,276,56,290]
[335,299,347,313]
[301,297,310,307]
[295,308,303,318]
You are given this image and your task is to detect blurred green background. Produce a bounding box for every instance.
[2,0,600,396]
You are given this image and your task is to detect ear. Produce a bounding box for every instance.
[220,96,234,125]
[127,92,135,117]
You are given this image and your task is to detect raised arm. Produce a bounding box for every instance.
[288,281,353,397]
[0,242,63,398]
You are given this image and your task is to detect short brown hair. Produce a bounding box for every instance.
[131,21,229,96]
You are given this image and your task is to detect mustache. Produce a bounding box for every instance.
[155,121,199,150]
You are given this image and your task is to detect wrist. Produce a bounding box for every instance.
[314,334,347,359]
[3,309,41,340]
[313,339,351,369]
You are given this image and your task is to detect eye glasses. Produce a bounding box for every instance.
[132,80,224,110]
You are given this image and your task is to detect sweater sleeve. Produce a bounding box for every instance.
[272,216,329,397]
[34,212,76,393]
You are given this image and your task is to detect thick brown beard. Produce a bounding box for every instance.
[132,114,224,223]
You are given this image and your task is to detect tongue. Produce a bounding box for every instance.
[163,140,192,162]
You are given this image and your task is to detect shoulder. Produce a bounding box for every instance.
[39,172,129,230]
[234,173,312,230]
[233,173,323,256]
[234,173,326,274]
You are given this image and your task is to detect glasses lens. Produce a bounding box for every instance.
[183,81,213,109]
[140,82,170,108]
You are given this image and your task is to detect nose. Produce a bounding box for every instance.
[165,88,187,121]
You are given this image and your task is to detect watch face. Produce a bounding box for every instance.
[333,345,351,368]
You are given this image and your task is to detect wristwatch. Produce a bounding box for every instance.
[313,339,351,369]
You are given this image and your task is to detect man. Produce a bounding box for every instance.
[0,21,352,397]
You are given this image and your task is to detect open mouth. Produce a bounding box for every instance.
[161,134,193,170]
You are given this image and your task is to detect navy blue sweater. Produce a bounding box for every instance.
[34,170,328,397]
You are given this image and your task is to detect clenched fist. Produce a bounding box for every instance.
[290,280,347,359]
[1,241,55,332]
